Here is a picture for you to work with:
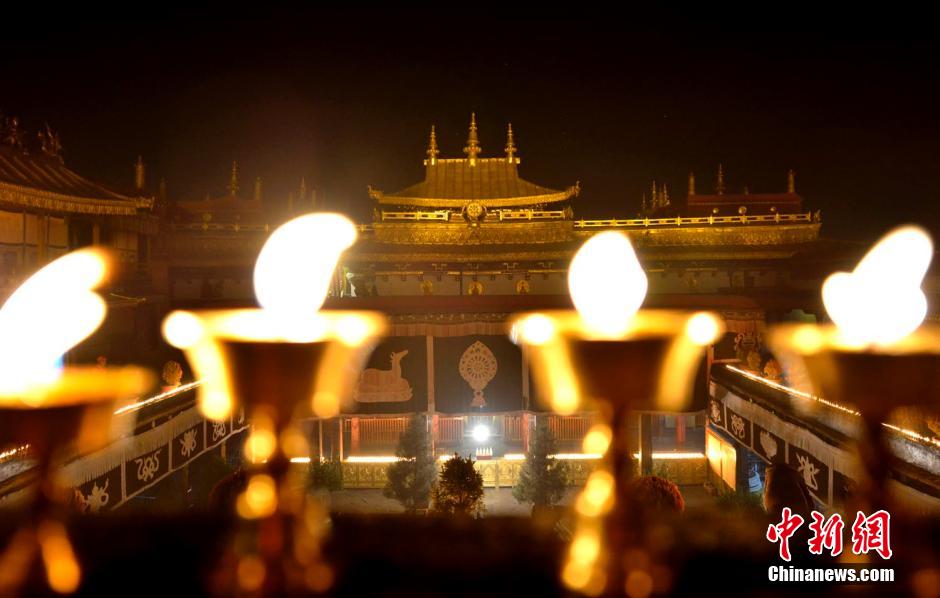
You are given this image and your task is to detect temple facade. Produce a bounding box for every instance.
[318,115,834,466]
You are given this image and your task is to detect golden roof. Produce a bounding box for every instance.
[369,157,579,209]
[0,146,151,216]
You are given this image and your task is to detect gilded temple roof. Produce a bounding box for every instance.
[368,117,579,209]
[0,145,152,216]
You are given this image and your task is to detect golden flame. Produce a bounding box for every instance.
[568,232,647,338]
[0,249,110,396]
[253,213,357,317]
[822,225,933,346]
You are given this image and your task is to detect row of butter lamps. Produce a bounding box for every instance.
[0,209,933,595]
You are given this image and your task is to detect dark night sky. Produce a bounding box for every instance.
[2,9,939,242]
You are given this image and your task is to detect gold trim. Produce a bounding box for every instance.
[369,187,578,208]
[0,181,152,216]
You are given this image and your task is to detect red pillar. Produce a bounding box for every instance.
[676,415,687,446]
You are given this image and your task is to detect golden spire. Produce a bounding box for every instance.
[651,181,657,207]
[787,169,796,193]
[254,176,263,201]
[688,171,695,196]
[299,177,307,201]
[228,161,239,197]
[134,156,145,191]
[463,113,481,165]
[716,164,725,195]
[505,123,517,163]
[641,193,648,214]
[426,125,439,165]
[662,183,670,207]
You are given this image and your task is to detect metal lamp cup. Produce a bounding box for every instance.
[0,366,152,594]
[511,309,722,594]
[769,323,940,511]
[168,308,386,593]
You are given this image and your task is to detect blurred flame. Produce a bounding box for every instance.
[685,312,721,346]
[823,225,933,346]
[576,469,615,517]
[569,232,647,338]
[582,424,612,455]
[237,474,278,519]
[512,314,556,345]
[254,213,357,318]
[0,249,110,396]
[38,520,81,594]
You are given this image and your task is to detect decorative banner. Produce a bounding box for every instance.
[788,444,830,503]
[230,407,246,434]
[349,336,428,414]
[724,406,752,447]
[708,398,725,428]
[752,423,786,465]
[72,466,121,514]
[125,445,168,497]
[54,405,249,512]
[205,418,230,447]
[171,423,205,469]
[434,335,522,413]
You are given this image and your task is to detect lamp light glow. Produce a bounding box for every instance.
[822,225,933,346]
[568,231,647,338]
[0,248,110,396]
[253,213,357,318]
[471,424,491,443]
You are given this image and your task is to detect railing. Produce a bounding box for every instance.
[573,212,817,229]
[357,417,409,449]
[547,414,593,442]
[371,210,818,229]
[381,210,450,222]
[504,414,524,442]
[380,209,567,223]
[438,416,465,443]
[169,222,270,233]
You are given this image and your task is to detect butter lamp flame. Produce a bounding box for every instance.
[254,212,357,318]
[568,231,647,338]
[0,248,110,396]
[822,225,933,346]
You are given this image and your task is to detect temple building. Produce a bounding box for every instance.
[320,115,835,477]
[0,114,158,362]
[155,163,320,305]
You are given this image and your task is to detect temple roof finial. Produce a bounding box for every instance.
[688,171,695,196]
[464,113,481,165]
[505,123,517,163]
[135,155,146,191]
[425,125,439,165]
[716,164,725,195]
[787,169,796,193]
[254,176,263,201]
[299,177,307,201]
[228,161,239,197]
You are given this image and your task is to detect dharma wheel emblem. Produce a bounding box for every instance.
[459,341,498,408]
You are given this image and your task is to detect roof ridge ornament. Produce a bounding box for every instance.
[787,169,796,193]
[425,125,439,165]
[134,155,145,191]
[463,113,481,166]
[4,116,26,152]
[716,163,726,195]
[228,161,239,198]
[505,123,518,163]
